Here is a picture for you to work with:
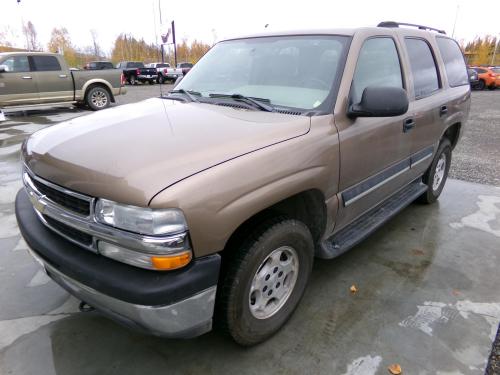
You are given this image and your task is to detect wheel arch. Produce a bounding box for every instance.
[222,189,327,256]
[84,80,115,103]
[442,122,461,149]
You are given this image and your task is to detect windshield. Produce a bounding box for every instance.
[175,35,349,111]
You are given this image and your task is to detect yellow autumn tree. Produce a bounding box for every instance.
[465,36,499,66]
[47,27,79,67]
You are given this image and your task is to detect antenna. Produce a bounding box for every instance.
[451,4,459,38]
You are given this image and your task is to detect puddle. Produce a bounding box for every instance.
[341,355,382,375]
[450,195,500,237]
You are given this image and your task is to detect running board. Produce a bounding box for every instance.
[1,102,77,112]
[317,179,428,259]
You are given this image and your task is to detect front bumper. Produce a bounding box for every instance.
[15,189,221,338]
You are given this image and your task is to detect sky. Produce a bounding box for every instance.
[0,0,498,55]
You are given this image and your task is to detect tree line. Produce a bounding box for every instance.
[0,21,212,68]
[464,36,499,66]
[1,21,498,67]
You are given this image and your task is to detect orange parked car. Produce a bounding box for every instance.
[471,66,498,90]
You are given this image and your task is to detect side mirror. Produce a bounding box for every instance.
[0,65,7,73]
[348,86,408,118]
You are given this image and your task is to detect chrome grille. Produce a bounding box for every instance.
[22,166,190,258]
[31,177,90,216]
[42,214,93,246]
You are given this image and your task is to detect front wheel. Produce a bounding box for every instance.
[217,218,314,346]
[85,86,111,111]
[477,80,486,90]
[417,138,451,204]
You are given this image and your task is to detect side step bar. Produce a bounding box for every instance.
[317,179,428,259]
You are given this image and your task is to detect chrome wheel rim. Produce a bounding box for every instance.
[91,90,108,108]
[432,153,446,191]
[249,246,299,320]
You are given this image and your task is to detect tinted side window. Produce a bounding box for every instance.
[32,56,61,71]
[436,38,468,87]
[405,38,440,99]
[351,38,403,104]
[0,55,30,72]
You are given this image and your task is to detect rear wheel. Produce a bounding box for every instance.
[85,86,110,111]
[148,79,154,85]
[158,75,166,84]
[217,218,314,346]
[129,75,136,85]
[417,138,451,204]
[488,85,496,91]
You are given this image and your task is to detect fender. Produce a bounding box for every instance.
[77,79,114,102]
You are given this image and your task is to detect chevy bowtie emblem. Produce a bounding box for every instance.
[29,192,47,214]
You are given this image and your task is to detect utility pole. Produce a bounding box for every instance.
[172,20,177,67]
[158,0,165,63]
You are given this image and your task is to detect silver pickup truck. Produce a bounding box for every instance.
[0,52,126,111]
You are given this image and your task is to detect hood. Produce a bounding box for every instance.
[24,98,310,206]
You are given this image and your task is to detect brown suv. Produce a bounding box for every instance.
[15,22,470,345]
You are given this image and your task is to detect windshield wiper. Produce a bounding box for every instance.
[168,89,201,103]
[209,93,274,112]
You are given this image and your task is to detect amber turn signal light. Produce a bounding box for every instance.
[151,251,192,270]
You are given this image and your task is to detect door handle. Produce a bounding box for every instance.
[59,74,68,78]
[440,105,448,116]
[21,76,32,79]
[403,118,416,133]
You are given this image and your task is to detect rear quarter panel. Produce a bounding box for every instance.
[72,70,123,100]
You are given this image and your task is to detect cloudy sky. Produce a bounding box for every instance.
[1,0,498,54]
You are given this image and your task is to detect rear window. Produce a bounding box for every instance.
[157,63,169,68]
[404,38,440,98]
[32,55,61,71]
[128,62,144,68]
[436,38,468,87]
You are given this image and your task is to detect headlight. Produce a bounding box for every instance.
[95,199,187,236]
[94,199,192,271]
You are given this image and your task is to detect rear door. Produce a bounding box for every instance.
[401,37,443,174]
[31,55,73,103]
[0,54,39,106]
[334,36,414,230]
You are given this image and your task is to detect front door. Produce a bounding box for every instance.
[334,36,414,230]
[0,55,39,106]
[30,55,73,103]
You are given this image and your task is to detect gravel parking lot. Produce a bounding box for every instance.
[449,90,500,186]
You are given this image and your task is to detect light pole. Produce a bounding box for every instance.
[17,0,30,51]
[491,35,499,66]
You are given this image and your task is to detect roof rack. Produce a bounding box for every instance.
[377,21,446,35]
